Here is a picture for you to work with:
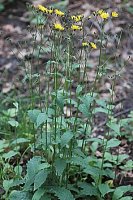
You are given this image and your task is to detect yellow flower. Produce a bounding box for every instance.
[37,5,48,13]
[82,42,89,47]
[71,14,84,22]
[100,12,109,19]
[90,42,97,49]
[48,8,54,14]
[111,11,118,17]
[54,23,64,31]
[55,9,64,17]
[71,24,82,31]
[97,9,104,15]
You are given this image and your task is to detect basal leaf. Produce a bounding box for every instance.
[78,182,98,196]
[52,187,74,200]
[112,185,132,200]
[34,170,49,190]
[54,158,67,176]
[32,188,45,200]
[98,183,113,197]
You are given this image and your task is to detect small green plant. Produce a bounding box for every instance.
[0,3,132,200]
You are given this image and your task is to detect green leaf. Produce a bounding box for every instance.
[76,85,83,95]
[7,108,18,117]
[9,190,32,200]
[12,138,29,145]
[83,165,103,177]
[52,187,74,200]
[54,158,67,176]
[107,122,120,135]
[119,197,132,200]
[90,142,98,152]
[93,107,110,114]
[112,185,132,200]
[24,157,42,190]
[27,157,41,179]
[0,3,4,12]
[78,182,98,196]
[14,165,22,176]
[117,154,129,164]
[8,120,19,127]
[3,179,13,193]
[28,109,41,123]
[32,188,45,200]
[36,112,48,128]
[106,138,121,148]
[57,92,65,111]
[79,103,90,117]
[34,170,48,191]
[2,150,19,160]
[126,6,133,14]
[61,131,73,148]
[98,183,113,197]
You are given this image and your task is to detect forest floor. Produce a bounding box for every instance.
[0,0,133,193]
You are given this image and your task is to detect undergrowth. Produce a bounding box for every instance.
[0,3,133,200]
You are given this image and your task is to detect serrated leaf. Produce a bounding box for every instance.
[83,165,104,177]
[9,190,32,200]
[112,185,131,200]
[106,138,121,148]
[61,131,73,148]
[98,183,113,197]
[54,158,67,176]
[52,187,74,200]
[34,170,48,191]
[36,112,48,128]
[78,182,98,196]
[24,157,42,189]
[79,104,90,117]
[32,188,45,200]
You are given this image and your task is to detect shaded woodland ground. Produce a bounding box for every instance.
[0,0,133,199]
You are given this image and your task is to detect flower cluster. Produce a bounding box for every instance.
[97,9,119,20]
[36,4,119,32]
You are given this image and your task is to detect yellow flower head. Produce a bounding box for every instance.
[54,9,65,17]
[100,12,109,19]
[97,9,104,15]
[88,15,92,19]
[37,5,48,13]
[90,42,97,49]
[82,42,89,47]
[71,24,82,31]
[111,11,118,17]
[48,8,54,14]
[54,23,64,31]
[71,14,84,22]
